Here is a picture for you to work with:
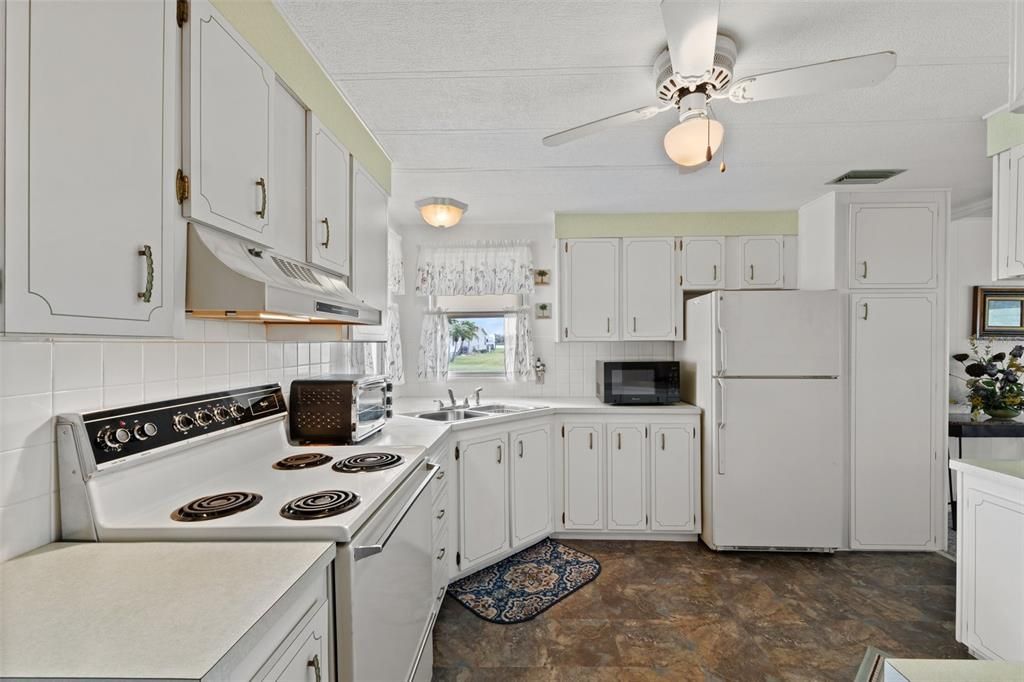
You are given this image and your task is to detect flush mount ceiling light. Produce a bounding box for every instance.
[416,197,468,229]
[663,92,724,167]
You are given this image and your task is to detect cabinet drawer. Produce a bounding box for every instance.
[431,455,451,501]
[432,485,449,540]
[258,600,330,681]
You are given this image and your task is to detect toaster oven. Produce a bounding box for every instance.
[289,374,392,444]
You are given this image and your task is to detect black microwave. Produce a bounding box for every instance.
[596,361,681,405]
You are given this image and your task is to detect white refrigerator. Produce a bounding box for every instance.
[678,290,844,550]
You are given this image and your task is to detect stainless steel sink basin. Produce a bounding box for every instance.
[412,409,488,422]
[473,404,533,414]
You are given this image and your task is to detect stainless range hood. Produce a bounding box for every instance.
[185,224,382,327]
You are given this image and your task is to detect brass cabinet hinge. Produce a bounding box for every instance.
[176,0,189,27]
[175,169,190,204]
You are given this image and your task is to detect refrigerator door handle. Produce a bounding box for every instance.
[716,379,726,475]
[716,297,727,375]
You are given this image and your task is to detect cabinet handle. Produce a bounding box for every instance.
[606,318,611,333]
[518,440,524,458]
[661,432,666,450]
[862,302,869,320]
[633,317,637,332]
[436,508,445,520]
[437,548,446,561]
[749,264,755,281]
[321,217,331,248]
[256,177,268,219]
[497,443,502,463]
[712,264,717,281]
[589,432,594,450]
[861,261,868,279]
[617,432,622,450]
[435,470,445,480]
[137,245,154,303]
[308,654,322,682]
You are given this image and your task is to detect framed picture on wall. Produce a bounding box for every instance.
[973,287,1024,337]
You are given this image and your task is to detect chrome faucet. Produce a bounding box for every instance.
[447,388,457,407]
[434,399,446,410]
[472,387,484,406]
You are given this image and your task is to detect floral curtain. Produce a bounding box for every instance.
[384,304,404,384]
[415,241,534,296]
[504,307,534,381]
[417,309,450,381]
[388,229,406,296]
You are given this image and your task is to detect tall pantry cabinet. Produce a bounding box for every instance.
[798,190,948,551]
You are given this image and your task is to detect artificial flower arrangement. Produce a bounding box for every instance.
[952,336,1024,419]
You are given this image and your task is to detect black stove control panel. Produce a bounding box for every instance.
[83,385,287,466]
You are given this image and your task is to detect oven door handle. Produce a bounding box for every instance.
[352,463,437,561]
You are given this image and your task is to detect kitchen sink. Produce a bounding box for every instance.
[412,409,488,422]
[473,404,533,414]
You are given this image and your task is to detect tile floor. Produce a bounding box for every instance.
[432,540,967,681]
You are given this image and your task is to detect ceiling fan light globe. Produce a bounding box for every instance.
[664,117,724,167]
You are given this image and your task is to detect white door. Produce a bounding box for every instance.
[271,81,307,262]
[307,113,351,276]
[849,202,940,288]
[458,435,510,568]
[4,0,179,336]
[607,425,647,530]
[650,424,697,531]
[852,293,938,550]
[563,424,604,530]
[350,161,389,341]
[561,239,619,340]
[680,237,725,289]
[715,291,842,377]
[183,0,275,244]
[738,236,784,288]
[712,378,843,548]
[622,238,677,340]
[511,425,552,547]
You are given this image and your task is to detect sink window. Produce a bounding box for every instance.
[436,294,519,379]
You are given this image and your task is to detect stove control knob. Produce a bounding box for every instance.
[134,422,158,440]
[99,427,131,449]
[194,409,214,427]
[173,414,195,433]
[212,406,231,422]
[228,403,246,419]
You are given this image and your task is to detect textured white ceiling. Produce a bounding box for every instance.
[277,0,1010,226]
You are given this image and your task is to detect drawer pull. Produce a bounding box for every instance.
[256,177,268,219]
[437,547,446,560]
[137,245,154,303]
[436,508,445,520]
[435,470,446,480]
[308,654,322,682]
[321,217,331,249]
[437,586,446,601]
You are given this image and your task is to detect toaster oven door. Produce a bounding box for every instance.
[353,377,389,441]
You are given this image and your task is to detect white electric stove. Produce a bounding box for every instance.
[56,384,438,682]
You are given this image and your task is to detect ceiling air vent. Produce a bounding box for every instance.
[827,169,905,185]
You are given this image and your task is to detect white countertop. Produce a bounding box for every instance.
[884,658,1024,681]
[0,541,334,680]
[950,458,1024,486]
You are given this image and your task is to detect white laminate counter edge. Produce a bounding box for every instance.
[950,458,1024,487]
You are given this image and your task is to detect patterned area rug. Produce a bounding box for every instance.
[447,539,601,624]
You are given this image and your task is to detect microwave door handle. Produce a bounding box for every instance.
[352,463,437,561]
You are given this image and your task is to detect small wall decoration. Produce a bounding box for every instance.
[973,287,1024,337]
[533,268,551,285]
[535,302,552,319]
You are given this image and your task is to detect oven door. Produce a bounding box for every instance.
[352,376,388,441]
[337,463,436,682]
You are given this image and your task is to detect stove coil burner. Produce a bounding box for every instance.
[273,452,333,470]
[171,492,262,522]
[333,452,404,473]
[280,490,361,520]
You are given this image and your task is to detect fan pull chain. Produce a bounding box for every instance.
[705,115,713,162]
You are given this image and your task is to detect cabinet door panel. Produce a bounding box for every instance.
[563,424,604,529]
[272,81,307,262]
[4,0,179,336]
[184,0,274,243]
[511,426,552,546]
[680,237,725,289]
[651,424,697,531]
[849,203,939,288]
[622,238,676,339]
[459,436,510,567]
[852,294,937,549]
[308,114,350,275]
[561,240,618,340]
[1010,146,1024,279]
[740,237,784,288]
[350,161,389,341]
[607,425,647,530]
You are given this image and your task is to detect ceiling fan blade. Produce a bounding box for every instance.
[542,104,673,147]
[727,51,897,104]
[660,0,720,85]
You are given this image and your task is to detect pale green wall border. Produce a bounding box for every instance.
[211,0,391,193]
[555,211,798,238]
[987,111,1024,157]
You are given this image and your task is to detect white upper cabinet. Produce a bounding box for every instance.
[622,238,679,340]
[458,435,510,571]
[350,160,389,341]
[3,0,180,336]
[182,0,275,245]
[606,425,647,531]
[307,113,351,276]
[560,239,619,341]
[510,425,552,547]
[271,81,308,263]
[679,237,725,289]
[728,236,784,289]
[993,146,1024,280]
[1011,1,1024,112]
[849,201,940,288]
[562,424,604,530]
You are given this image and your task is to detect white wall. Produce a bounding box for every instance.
[0,321,367,561]
[949,216,1024,459]
[391,222,673,400]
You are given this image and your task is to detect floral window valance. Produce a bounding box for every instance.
[415,241,534,296]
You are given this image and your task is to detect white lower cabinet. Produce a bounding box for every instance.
[562,423,605,530]
[607,425,647,530]
[259,601,330,682]
[650,424,698,531]
[511,425,553,546]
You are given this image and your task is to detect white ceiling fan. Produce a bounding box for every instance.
[542,0,897,171]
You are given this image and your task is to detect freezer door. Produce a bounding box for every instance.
[715,291,842,377]
[709,378,842,549]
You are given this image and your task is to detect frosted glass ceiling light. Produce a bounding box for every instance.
[416,197,468,229]
[664,110,724,167]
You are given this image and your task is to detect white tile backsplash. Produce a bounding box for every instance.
[0,325,361,561]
